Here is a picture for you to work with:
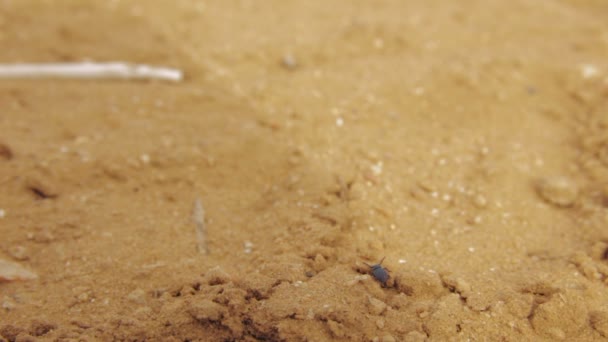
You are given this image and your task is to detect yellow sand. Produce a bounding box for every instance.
[1,1,608,340]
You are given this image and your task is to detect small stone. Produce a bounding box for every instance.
[535,177,578,207]
[281,53,298,70]
[7,246,28,261]
[580,64,599,79]
[0,259,37,282]
[243,240,253,254]
[376,318,385,329]
[368,296,387,315]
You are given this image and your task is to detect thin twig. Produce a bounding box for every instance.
[192,197,208,254]
[0,62,183,82]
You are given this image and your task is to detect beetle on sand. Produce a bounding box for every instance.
[364,257,389,287]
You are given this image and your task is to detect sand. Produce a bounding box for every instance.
[1,0,608,341]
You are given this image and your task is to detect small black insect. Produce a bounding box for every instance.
[364,257,389,287]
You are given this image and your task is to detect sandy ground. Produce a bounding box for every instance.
[1,0,608,341]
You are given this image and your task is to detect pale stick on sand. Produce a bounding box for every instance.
[192,198,208,254]
[0,62,183,82]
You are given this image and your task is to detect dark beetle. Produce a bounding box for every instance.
[364,257,389,287]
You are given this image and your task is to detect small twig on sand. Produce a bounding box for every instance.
[0,62,183,82]
[192,198,208,254]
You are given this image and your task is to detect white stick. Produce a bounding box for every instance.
[0,62,183,82]
[192,198,208,254]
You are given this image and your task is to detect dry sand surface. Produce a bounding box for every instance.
[1,0,608,341]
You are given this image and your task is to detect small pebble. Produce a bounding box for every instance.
[244,240,253,254]
[0,259,37,282]
[281,53,298,69]
[580,64,599,79]
[368,296,387,315]
[0,209,5,218]
[535,177,578,207]
[8,246,29,261]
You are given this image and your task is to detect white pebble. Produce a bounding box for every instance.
[580,64,599,79]
[336,117,344,127]
[244,241,253,254]
[0,209,5,218]
[281,53,298,69]
[370,161,383,175]
[0,259,37,281]
[535,177,578,207]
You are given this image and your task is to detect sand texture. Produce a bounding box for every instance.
[1,0,608,341]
